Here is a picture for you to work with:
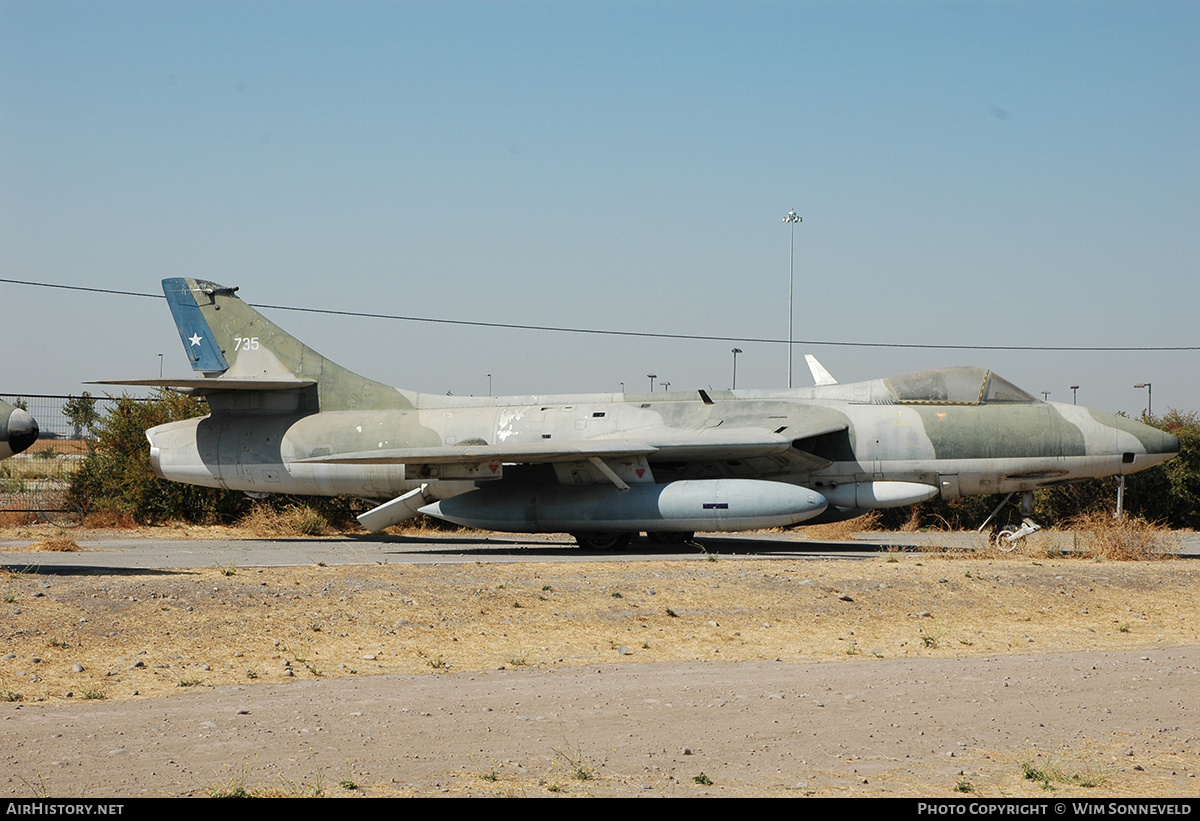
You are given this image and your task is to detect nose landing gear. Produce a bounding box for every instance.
[979,491,1043,551]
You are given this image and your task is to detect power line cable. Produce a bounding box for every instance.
[2,276,1197,352]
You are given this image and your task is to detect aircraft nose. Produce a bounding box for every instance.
[1088,409,1181,470]
[1147,426,1181,457]
[3,406,39,456]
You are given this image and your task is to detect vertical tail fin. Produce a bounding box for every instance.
[161,278,411,411]
[805,354,838,387]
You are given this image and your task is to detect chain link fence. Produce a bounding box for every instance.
[0,393,132,526]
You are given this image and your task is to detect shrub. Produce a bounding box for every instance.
[68,391,250,525]
[68,391,369,528]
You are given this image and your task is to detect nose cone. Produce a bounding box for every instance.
[1147,427,1176,458]
[1120,415,1180,459]
[1147,426,1182,458]
[1088,408,1180,471]
[1,404,40,458]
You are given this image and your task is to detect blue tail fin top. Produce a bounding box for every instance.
[162,278,230,374]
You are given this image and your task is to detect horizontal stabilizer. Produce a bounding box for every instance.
[91,377,316,394]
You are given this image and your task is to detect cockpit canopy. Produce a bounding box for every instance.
[881,367,1037,406]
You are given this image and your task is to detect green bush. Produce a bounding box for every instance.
[69,391,249,525]
[68,391,372,528]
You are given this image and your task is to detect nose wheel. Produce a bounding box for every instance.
[979,491,1042,551]
[990,518,1042,551]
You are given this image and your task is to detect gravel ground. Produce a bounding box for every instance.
[2,528,1198,798]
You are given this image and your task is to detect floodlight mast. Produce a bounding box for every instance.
[782,210,802,389]
[1134,383,1152,417]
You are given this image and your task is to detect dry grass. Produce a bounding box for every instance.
[29,536,80,552]
[238,502,331,537]
[897,506,923,532]
[786,510,882,541]
[0,453,82,482]
[0,512,37,527]
[1067,511,1178,561]
[79,507,138,529]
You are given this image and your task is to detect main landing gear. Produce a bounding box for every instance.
[978,491,1042,551]
[572,532,633,551]
[571,531,697,551]
[645,531,695,545]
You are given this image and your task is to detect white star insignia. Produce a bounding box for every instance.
[188,333,203,347]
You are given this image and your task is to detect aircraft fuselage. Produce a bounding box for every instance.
[147,382,1178,512]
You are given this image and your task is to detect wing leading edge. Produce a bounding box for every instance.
[298,423,847,469]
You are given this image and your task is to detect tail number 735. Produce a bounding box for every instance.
[235,337,259,351]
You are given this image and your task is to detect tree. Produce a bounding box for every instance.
[62,392,99,440]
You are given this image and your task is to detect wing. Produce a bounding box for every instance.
[299,423,847,477]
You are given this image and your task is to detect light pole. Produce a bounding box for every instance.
[158,353,163,378]
[619,382,624,393]
[782,209,802,389]
[1134,383,1152,417]
[647,374,656,392]
[731,348,742,389]
[1070,385,1079,405]
[487,373,492,397]
[660,381,670,392]
[1041,391,1051,402]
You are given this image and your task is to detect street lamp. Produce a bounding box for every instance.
[660,381,670,392]
[1041,391,1051,402]
[1134,383,1152,417]
[487,373,492,397]
[647,374,657,392]
[731,348,743,389]
[1070,385,1079,405]
[782,209,802,389]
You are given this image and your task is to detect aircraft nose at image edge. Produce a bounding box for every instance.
[0,402,39,458]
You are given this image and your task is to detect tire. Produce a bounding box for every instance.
[993,528,1018,552]
[645,531,694,545]
[572,532,633,551]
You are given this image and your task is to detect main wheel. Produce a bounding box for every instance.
[572,532,633,551]
[645,531,694,545]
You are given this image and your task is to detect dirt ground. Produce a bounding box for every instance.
[2,526,1199,798]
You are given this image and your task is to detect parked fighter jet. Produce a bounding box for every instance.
[100,278,1180,549]
[0,399,38,461]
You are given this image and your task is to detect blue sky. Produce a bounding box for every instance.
[2,1,1196,415]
